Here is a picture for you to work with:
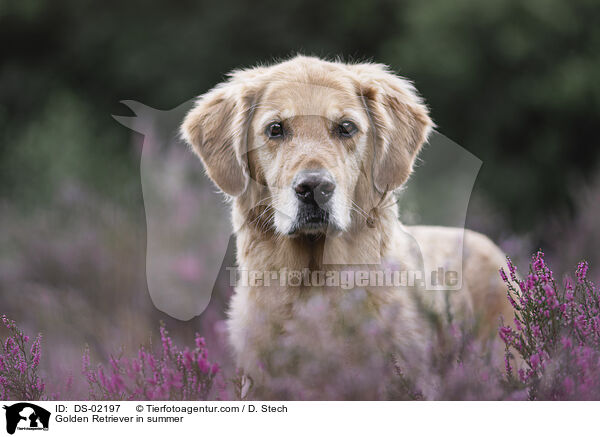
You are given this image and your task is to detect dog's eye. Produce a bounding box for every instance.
[266,122,284,138]
[337,121,358,137]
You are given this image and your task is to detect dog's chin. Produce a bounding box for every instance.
[287,208,343,237]
[289,221,329,236]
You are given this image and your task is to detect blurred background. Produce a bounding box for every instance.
[1,0,599,396]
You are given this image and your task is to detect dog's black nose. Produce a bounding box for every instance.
[293,169,336,205]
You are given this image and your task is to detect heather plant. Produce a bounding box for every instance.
[4,250,600,401]
[0,315,45,401]
[244,286,517,400]
[410,323,517,400]
[387,295,523,401]
[246,289,400,400]
[82,322,222,401]
[499,251,600,399]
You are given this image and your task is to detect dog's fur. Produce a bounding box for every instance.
[181,56,512,384]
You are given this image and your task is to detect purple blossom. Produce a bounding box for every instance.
[514,318,522,331]
[530,353,541,370]
[532,250,546,272]
[576,261,589,283]
[506,257,518,281]
[3,248,600,401]
[82,322,221,401]
[498,326,513,342]
[0,315,45,401]
[499,252,600,399]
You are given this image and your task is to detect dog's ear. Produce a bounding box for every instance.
[350,63,434,193]
[181,77,260,197]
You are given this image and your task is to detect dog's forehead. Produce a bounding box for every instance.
[258,79,364,121]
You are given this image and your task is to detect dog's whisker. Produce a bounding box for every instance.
[248,204,274,227]
[339,194,370,220]
[258,210,276,234]
[347,204,369,220]
[377,198,400,211]
[350,200,370,219]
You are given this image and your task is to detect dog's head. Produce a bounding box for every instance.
[181,56,432,236]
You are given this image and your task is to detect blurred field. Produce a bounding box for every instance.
[1,0,599,397]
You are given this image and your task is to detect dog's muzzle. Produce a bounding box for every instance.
[289,169,336,234]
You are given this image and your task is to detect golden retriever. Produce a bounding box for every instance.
[181,56,512,393]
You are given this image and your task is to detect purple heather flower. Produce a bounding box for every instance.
[506,257,518,281]
[506,257,515,273]
[518,368,529,383]
[530,353,541,370]
[160,325,174,357]
[195,335,206,349]
[576,261,589,283]
[514,318,522,331]
[561,336,573,349]
[525,275,537,291]
[79,323,220,401]
[504,353,513,376]
[543,284,554,297]
[498,325,513,343]
[198,356,210,374]
[532,250,546,272]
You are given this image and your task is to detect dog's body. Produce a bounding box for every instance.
[182,56,512,390]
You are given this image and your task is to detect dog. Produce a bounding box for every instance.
[181,56,512,395]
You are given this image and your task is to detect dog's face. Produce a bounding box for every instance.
[248,80,370,234]
[181,56,433,236]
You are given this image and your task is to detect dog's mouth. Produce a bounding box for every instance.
[288,205,339,235]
